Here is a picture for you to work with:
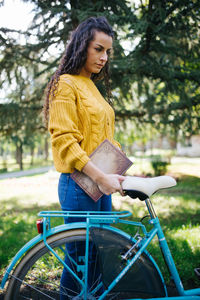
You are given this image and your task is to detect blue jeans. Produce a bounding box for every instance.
[58,173,111,299]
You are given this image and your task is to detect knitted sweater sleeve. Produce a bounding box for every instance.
[49,78,90,172]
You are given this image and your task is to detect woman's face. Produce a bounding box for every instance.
[80,31,113,78]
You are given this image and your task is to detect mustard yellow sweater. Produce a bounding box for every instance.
[49,74,120,173]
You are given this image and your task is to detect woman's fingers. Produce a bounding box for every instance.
[82,162,125,195]
[97,174,125,195]
[117,175,125,195]
[118,175,126,182]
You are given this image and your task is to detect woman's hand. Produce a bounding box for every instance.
[96,174,125,195]
[82,161,125,196]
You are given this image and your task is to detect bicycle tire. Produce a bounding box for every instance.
[5,227,166,299]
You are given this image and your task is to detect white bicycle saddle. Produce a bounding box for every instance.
[122,175,177,201]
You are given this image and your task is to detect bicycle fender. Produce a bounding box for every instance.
[0,222,86,289]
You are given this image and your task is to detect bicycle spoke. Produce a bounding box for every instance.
[89,274,103,295]
[9,273,56,299]
[59,278,80,298]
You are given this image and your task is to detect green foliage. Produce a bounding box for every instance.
[151,160,168,176]
[0,0,200,134]
[0,62,46,168]
[0,0,200,164]
[151,155,169,176]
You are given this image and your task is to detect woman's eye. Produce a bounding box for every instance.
[95,48,102,52]
[107,50,111,56]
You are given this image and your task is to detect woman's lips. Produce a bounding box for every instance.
[96,64,104,68]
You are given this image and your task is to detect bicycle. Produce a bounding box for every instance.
[1,175,200,299]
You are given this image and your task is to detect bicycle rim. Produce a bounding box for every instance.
[5,229,122,300]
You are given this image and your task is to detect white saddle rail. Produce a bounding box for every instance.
[122,175,177,198]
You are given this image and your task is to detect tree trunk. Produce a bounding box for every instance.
[1,147,7,171]
[44,136,49,161]
[30,146,34,166]
[16,142,23,170]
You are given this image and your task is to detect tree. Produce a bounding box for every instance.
[113,0,200,135]
[0,0,200,146]
[0,63,45,169]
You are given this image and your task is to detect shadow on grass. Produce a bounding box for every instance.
[0,197,59,216]
[148,234,200,290]
[155,175,200,229]
[120,199,200,231]
[119,174,200,231]
[161,174,200,194]
[115,219,200,290]
[0,197,61,269]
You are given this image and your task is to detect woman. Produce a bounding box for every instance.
[44,16,124,299]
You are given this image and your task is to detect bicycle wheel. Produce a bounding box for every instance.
[5,229,101,300]
[5,227,166,299]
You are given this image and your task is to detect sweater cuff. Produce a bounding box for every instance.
[68,142,91,171]
[75,156,90,172]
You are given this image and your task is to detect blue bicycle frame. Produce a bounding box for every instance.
[1,204,200,300]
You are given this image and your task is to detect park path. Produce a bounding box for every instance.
[0,165,54,180]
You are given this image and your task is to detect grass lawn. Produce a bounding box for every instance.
[0,156,53,173]
[0,156,200,293]
[113,157,200,289]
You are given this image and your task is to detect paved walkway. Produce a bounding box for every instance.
[0,165,54,180]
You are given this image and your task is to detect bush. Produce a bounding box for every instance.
[151,155,169,176]
[0,168,7,174]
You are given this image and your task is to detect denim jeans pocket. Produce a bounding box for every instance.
[58,173,70,207]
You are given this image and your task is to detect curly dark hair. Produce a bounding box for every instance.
[43,16,114,127]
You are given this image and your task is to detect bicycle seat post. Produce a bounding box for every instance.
[145,197,157,219]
